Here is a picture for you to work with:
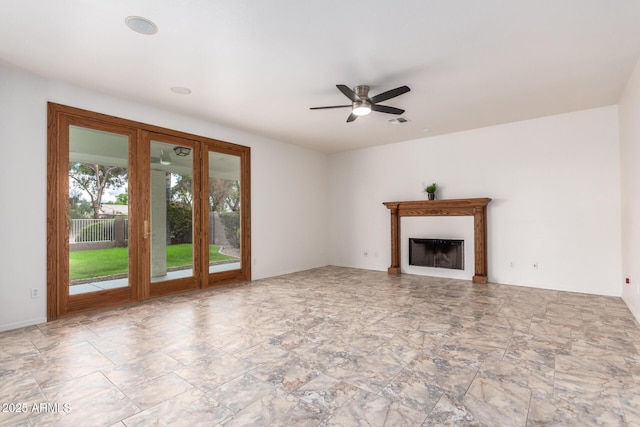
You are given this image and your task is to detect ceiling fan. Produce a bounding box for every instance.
[310,84,410,122]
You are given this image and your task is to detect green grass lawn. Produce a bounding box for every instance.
[69,244,235,281]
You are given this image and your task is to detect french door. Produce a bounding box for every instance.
[143,132,201,298]
[47,103,250,320]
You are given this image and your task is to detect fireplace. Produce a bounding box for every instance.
[409,238,464,270]
[383,198,490,283]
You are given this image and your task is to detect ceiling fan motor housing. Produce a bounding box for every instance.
[352,85,371,115]
[310,83,409,122]
[354,85,370,99]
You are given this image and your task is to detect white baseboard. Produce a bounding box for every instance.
[0,317,47,333]
[623,297,640,326]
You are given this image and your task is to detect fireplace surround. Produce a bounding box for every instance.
[383,198,491,284]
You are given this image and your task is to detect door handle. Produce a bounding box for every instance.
[144,220,150,239]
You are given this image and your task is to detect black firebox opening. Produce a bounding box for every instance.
[409,238,464,270]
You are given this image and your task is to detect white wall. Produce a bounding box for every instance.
[250,138,329,278]
[619,57,640,322]
[329,106,622,296]
[0,58,629,331]
[0,65,49,331]
[0,63,329,332]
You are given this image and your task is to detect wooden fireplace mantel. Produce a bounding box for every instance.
[383,198,491,284]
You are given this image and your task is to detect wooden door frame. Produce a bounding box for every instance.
[202,141,251,287]
[143,131,201,298]
[47,103,251,320]
[47,106,141,319]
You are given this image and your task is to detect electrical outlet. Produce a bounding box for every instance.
[30,288,39,299]
[533,263,539,270]
[510,261,515,268]
[363,250,369,257]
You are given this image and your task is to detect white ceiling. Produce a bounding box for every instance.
[2,1,640,153]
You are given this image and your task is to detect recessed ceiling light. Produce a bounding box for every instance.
[170,87,191,95]
[125,16,158,35]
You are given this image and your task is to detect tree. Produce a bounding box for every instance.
[69,190,93,219]
[171,174,193,205]
[114,193,128,205]
[224,180,240,212]
[209,178,230,212]
[167,201,193,244]
[69,163,127,219]
[209,178,240,212]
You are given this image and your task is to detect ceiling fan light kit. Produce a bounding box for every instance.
[352,101,372,116]
[311,84,410,123]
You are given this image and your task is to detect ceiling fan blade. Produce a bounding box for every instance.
[346,113,358,123]
[337,84,360,102]
[371,104,405,115]
[309,105,351,110]
[369,85,410,104]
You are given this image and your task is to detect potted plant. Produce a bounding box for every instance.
[425,183,437,200]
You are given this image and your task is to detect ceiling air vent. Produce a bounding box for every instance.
[389,117,409,124]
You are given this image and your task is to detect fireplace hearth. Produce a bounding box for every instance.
[409,238,464,270]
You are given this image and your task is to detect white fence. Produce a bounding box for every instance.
[70,218,128,243]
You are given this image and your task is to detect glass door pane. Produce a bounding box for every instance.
[208,152,242,272]
[68,126,130,295]
[150,140,195,284]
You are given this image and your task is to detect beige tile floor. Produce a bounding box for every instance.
[2,266,640,426]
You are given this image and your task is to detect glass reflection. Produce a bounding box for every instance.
[208,152,241,273]
[68,126,130,295]
[150,141,194,283]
